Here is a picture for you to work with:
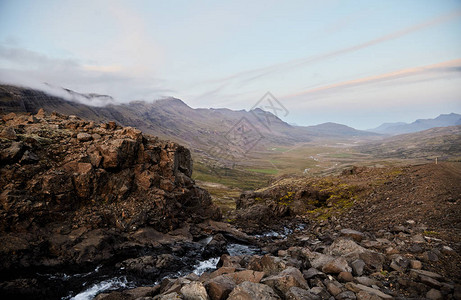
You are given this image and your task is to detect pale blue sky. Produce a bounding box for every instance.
[0,0,460,128]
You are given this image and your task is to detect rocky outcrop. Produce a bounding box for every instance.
[0,110,222,297]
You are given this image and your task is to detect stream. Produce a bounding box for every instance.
[46,225,304,300]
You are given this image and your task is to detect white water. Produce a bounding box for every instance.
[192,257,220,276]
[65,276,134,300]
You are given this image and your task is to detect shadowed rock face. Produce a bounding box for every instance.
[0,110,221,270]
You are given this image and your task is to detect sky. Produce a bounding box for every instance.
[0,0,460,129]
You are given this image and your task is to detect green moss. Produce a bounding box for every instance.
[306,179,360,221]
[423,230,438,236]
[277,191,295,206]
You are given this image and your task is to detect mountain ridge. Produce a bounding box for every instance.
[370,113,461,135]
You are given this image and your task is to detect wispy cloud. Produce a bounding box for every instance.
[283,58,461,99]
[197,9,461,88]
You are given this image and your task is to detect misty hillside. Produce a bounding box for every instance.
[370,113,461,135]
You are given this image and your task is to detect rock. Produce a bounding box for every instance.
[309,287,331,299]
[410,260,422,269]
[285,286,321,300]
[408,244,423,253]
[411,234,425,244]
[325,281,342,296]
[420,275,442,289]
[354,277,377,287]
[225,270,265,284]
[1,141,25,163]
[350,259,365,276]
[2,112,16,122]
[441,245,456,255]
[340,229,365,242]
[338,272,354,282]
[261,267,309,296]
[345,283,392,299]
[336,291,357,300]
[322,257,351,274]
[77,132,93,142]
[218,255,242,268]
[36,108,46,118]
[20,150,39,164]
[389,256,409,272]
[0,127,17,140]
[309,253,335,270]
[355,291,382,300]
[202,234,228,259]
[124,286,160,298]
[247,255,287,276]
[410,269,443,280]
[426,288,443,300]
[180,282,209,300]
[210,267,237,279]
[422,251,439,262]
[303,268,326,280]
[156,292,183,300]
[205,275,236,300]
[227,281,281,300]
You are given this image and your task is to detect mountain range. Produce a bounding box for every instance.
[1,84,459,160]
[369,113,461,135]
[0,85,376,158]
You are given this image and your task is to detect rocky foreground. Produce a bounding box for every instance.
[95,221,460,300]
[1,110,460,300]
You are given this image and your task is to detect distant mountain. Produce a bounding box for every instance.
[370,113,461,135]
[0,84,378,161]
[303,122,378,137]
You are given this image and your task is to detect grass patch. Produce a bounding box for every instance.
[246,168,279,175]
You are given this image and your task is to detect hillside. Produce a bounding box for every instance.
[358,125,461,160]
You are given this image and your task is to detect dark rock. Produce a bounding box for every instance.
[202,234,228,259]
[426,288,443,300]
[350,259,365,276]
[303,268,326,280]
[336,290,357,300]
[285,286,321,300]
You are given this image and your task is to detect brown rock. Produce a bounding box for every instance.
[0,127,17,140]
[340,229,365,242]
[338,271,354,282]
[180,282,209,300]
[248,254,287,276]
[205,275,236,300]
[322,257,351,274]
[261,267,308,295]
[225,270,265,284]
[410,260,422,269]
[426,288,443,300]
[2,112,16,122]
[227,281,280,300]
[77,132,93,142]
[35,108,46,118]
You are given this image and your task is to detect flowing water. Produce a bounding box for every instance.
[58,224,306,300]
